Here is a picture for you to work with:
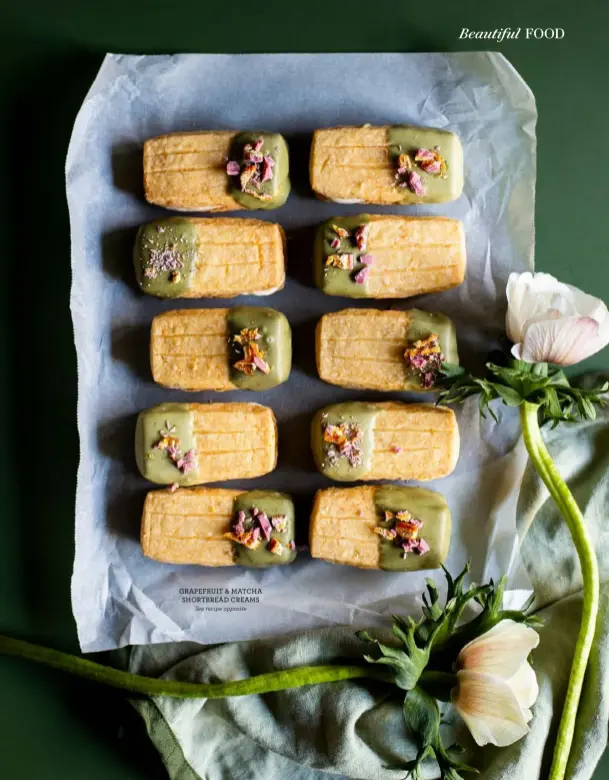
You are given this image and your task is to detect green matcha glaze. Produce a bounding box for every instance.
[135,403,199,486]
[134,218,198,298]
[227,306,292,390]
[228,132,290,210]
[311,402,379,481]
[232,491,296,567]
[387,125,464,204]
[314,215,371,298]
[374,485,451,572]
[404,309,459,391]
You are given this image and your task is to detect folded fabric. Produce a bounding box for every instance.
[124,386,609,780]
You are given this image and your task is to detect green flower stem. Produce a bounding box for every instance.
[520,401,600,780]
[0,634,388,698]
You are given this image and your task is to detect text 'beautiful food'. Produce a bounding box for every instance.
[316,308,458,392]
[135,402,278,486]
[142,488,297,567]
[144,131,290,211]
[314,215,465,299]
[310,485,451,571]
[134,217,285,298]
[150,306,292,391]
[311,402,459,482]
[310,125,463,205]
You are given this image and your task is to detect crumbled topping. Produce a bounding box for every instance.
[170,270,182,284]
[271,515,288,533]
[323,421,363,467]
[152,424,196,475]
[227,505,290,555]
[353,266,370,285]
[268,538,285,556]
[232,327,271,375]
[326,253,355,270]
[169,482,179,493]
[374,507,430,558]
[227,137,275,199]
[391,445,402,454]
[156,225,165,233]
[403,333,445,389]
[287,540,296,551]
[225,529,262,550]
[397,153,413,173]
[143,244,184,280]
[324,223,373,282]
[414,148,447,177]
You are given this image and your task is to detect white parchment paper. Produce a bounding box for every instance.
[67,53,537,653]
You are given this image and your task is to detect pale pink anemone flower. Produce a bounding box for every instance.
[451,620,540,747]
[506,272,609,366]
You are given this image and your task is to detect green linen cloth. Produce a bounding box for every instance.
[125,400,609,780]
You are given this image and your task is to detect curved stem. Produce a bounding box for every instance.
[520,402,600,780]
[0,634,388,698]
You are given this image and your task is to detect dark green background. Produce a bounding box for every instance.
[0,1,607,777]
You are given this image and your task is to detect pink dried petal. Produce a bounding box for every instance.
[422,372,436,388]
[253,354,271,373]
[226,160,240,175]
[360,254,374,265]
[288,540,296,551]
[330,238,341,250]
[391,445,402,454]
[407,171,426,196]
[169,482,179,493]
[251,527,261,543]
[415,148,435,163]
[167,445,180,459]
[253,138,264,152]
[234,510,246,535]
[415,538,430,555]
[353,266,370,285]
[261,157,274,183]
[420,159,441,174]
[353,225,368,250]
[402,540,417,554]
[264,155,275,167]
[257,512,272,541]
[252,507,260,517]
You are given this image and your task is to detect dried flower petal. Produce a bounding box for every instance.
[240,164,257,190]
[226,160,240,176]
[261,156,275,183]
[404,333,444,389]
[354,266,370,285]
[414,148,436,163]
[323,422,362,467]
[397,153,413,173]
[234,510,246,536]
[256,511,273,541]
[353,225,368,250]
[359,254,374,266]
[169,482,179,493]
[233,360,256,375]
[391,445,402,454]
[330,238,341,250]
[253,138,264,152]
[407,171,426,195]
[271,515,288,533]
[225,529,262,550]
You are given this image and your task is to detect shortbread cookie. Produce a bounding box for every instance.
[310,125,463,205]
[316,308,458,392]
[311,402,459,482]
[150,306,292,391]
[310,485,450,571]
[144,131,290,211]
[142,488,296,567]
[314,215,465,299]
[134,217,285,298]
[135,402,278,486]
